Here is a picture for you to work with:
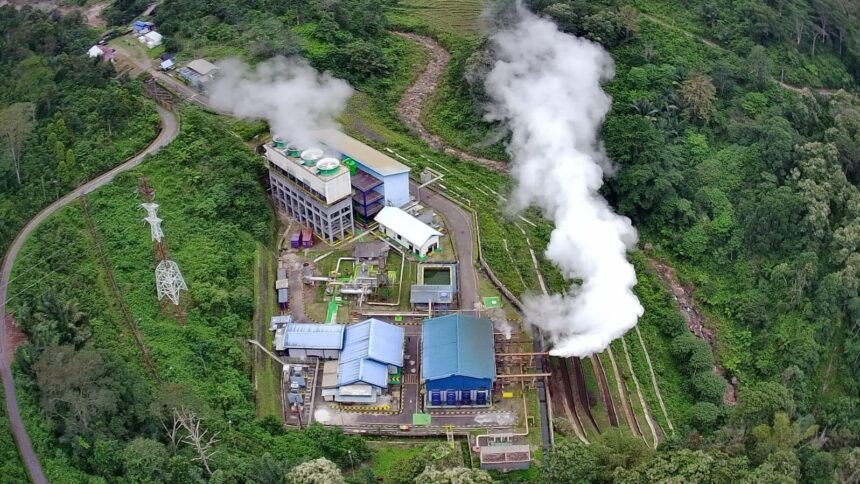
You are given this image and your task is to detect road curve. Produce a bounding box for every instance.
[394,32,509,174]
[0,105,179,484]
[410,181,478,311]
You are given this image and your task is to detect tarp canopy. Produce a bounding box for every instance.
[422,314,496,382]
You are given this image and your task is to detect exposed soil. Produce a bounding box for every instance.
[647,257,738,405]
[2,315,27,366]
[394,32,509,174]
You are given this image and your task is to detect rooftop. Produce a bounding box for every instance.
[338,318,404,388]
[410,284,454,304]
[422,314,496,382]
[316,129,410,176]
[187,59,218,76]
[266,144,349,181]
[375,206,442,248]
[282,323,345,349]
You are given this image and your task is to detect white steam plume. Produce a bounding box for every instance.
[208,57,352,146]
[484,5,643,357]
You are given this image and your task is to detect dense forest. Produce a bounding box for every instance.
[0,6,160,257]
[3,0,860,482]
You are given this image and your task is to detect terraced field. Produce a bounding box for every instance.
[398,0,485,35]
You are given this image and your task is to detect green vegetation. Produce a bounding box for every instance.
[7,109,374,480]
[0,7,160,258]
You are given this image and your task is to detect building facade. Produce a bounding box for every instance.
[265,144,354,244]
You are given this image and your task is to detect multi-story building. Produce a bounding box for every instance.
[265,142,354,243]
[265,130,411,243]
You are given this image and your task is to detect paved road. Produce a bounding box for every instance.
[0,106,179,484]
[410,181,478,311]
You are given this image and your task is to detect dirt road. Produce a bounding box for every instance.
[394,32,509,173]
[0,106,179,484]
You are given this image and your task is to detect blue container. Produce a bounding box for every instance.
[431,390,441,406]
[476,391,487,406]
[446,390,457,406]
[462,391,472,405]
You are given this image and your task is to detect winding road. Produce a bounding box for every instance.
[0,105,179,483]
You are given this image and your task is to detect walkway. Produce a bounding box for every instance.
[0,106,179,484]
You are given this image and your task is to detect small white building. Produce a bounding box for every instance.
[375,206,441,257]
[138,31,163,49]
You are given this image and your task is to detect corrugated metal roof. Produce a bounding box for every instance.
[316,129,410,176]
[375,206,442,249]
[410,285,454,304]
[337,318,404,387]
[187,59,218,76]
[283,323,345,349]
[422,314,496,382]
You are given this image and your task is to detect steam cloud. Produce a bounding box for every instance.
[208,57,353,146]
[484,5,643,357]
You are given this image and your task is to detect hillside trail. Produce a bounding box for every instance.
[646,257,738,404]
[0,106,179,484]
[640,11,853,100]
[393,32,509,173]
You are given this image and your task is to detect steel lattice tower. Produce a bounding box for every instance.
[155,260,188,305]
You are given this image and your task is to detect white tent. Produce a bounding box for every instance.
[138,31,163,49]
[87,45,103,58]
[375,206,442,257]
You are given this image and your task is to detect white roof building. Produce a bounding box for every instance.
[375,206,442,257]
[138,31,163,49]
[87,45,103,58]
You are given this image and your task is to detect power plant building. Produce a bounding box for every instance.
[421,314,496,407]
[265,132,411,242]
[375,206,442,257]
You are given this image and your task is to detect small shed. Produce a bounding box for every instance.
[410,284,454,308]
[133,20,154,33]
[160,58,174,71]
[375,206,442,257]
[280,323,345,359]
[353,241,389,261]
[277,288,289,310]
[479,445,531,472]
[270,315,292,331]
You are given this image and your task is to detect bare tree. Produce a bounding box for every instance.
[171,407,219,476]
[0,102,36,185]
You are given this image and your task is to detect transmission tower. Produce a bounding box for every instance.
[140,203,164,242]
[155,259,188,305]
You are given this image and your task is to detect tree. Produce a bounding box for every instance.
[618,5,641,41]
[0,102,36,185]
[679,73,717,122]
[253,452,290,484]
[734,382,796,428]
[122,438,169,484]
[592,428,653,477]
[18,292,90,353]
[288,458,344,484]
[415,466,493,484]
[690,402,724,432]
[746,46,772,89]
[545,438,601,483]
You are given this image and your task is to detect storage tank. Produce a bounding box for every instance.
[316,157,341,176]
[300,148,324,166]
[273,136,287,149]
[287,144,302,157]
[343,157,357,176]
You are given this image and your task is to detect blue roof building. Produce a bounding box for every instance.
[422,314,496,406]
[337,318,404,388]
[278,323,345,359]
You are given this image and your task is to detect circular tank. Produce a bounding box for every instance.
[273,136,287,149]
[287,144,302,157]
[316,157,341,176]
[300,148,324,166]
